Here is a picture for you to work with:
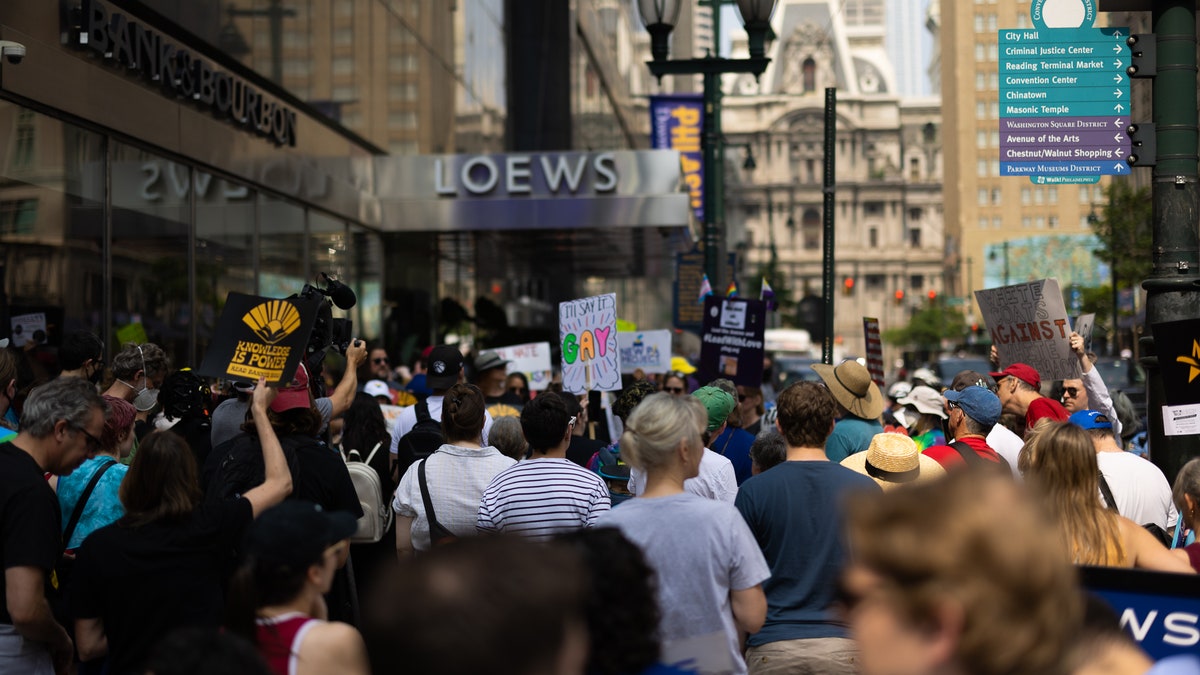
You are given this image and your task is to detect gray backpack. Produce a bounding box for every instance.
[342,442,392,543]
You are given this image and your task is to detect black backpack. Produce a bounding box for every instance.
[206,433,306,502]
[394,400,444,479]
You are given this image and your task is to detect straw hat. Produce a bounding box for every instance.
[811,360,884,420]
[841,432,945,491]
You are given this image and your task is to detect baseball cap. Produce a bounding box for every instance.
[1069,409,1113,431]
[363,380,392,399]
[692,386,735,432]
[269,363,311,413]
[243,501,358,572]
[670,356,697,375]
[943,386,1002,428]
[989,363,1041,390]
[473,350,510,373]
[426,345,464,390]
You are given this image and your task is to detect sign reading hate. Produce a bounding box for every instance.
[490,342,554,391]
[975,279,1079,380]
[197,292,320,385]
[559,293,622,393]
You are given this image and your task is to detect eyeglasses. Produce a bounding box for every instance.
[665,387,684,394]
[1062,387,1080,398]
[946,401,961,411]
[71,423,103,452]
[508,386,526,394]
[372,357,390,365]
[738,394,748,402]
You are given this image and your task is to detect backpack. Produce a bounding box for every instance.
[343,442,392,544]
[394,400,444,478]
[207,433,305,502]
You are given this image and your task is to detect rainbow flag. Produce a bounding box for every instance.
[726,280,739,297]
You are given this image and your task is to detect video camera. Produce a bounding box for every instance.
[293,272,356,359]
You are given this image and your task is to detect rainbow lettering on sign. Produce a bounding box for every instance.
[563,326,612,364]
[559,293,623,394]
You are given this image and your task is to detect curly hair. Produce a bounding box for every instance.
[775,381,836,449]
[613,380,658,422]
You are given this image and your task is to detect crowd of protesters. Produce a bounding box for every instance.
[0,330,1198,675]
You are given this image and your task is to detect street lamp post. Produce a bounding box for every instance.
[636,0,777,288]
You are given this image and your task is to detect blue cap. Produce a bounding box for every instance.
[1069,409,1112,431]
[943,386,1001,428]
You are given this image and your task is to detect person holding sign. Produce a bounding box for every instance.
[1061,332,1123,441]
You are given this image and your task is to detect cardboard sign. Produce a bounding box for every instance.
[1081,566,1200,661]
[618,330,672,374]
[491,342,554,391]
[975,279,1079,381]
[559,294,622,393]
[197,292,320,385]
[1151,318,1200,407]
[863,318,885,387]
[699,297,766,387]
[1074,313,1096,352]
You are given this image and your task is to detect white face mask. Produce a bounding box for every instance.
[133,385,160,412]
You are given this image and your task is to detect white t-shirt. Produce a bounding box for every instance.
[388,395,494,455]
[1097,450,1178,531]
[476,457,611,540]
[627,449,738,503]
[986,424,1025,479]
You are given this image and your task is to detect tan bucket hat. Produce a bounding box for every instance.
[811,360,884,420]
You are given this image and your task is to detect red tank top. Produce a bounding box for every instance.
[256,612,319,675]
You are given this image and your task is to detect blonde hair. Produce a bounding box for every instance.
[1021,422,1124,566]
[620,392,705,472]
[847,471,1081,675]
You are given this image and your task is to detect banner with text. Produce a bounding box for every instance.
[491,341,554,391]
[650,94,704,223]
[975,279,1079,380]
[618,330,673,374]
[699,297,766,388]
[863,318,885,387]
[1081,566,1200,661]
[560,293,622,394]
[197,292,320,385]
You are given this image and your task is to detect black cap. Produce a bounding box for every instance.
[243,501,358,571]
[426,345,465,389]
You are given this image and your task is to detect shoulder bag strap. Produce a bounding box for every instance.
[364,441,383,465]
[1098,473,1120,513]
[418,457,454,546]
[949,440,982,466]
[63,460,117,549]
[416,400,431,424]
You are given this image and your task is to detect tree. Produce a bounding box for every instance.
[1090,181,1153,291]
[883,299,967,354]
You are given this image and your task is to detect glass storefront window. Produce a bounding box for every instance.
[196,177,257,360]
[349,225,382,341]
[110,141,192,364]
[258,195,307,298]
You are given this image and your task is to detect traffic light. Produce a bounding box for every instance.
[894,289,904,305]
[843,277,855,296]
[927,289,937,302]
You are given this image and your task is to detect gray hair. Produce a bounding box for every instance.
[1173,458,1200,521]
[749,429,787,473]
[111,342,170,381]
[620,392,706,472]
[488,416,528,461]
[20,377,108,438]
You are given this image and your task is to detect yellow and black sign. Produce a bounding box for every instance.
[1152,318,1200,406]
[198,292,319,385]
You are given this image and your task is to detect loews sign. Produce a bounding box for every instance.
[64,0,298,147]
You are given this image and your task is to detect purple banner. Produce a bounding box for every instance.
[1002,129,1128,146]
[650,95,704,223]
[1001,116,1128,132]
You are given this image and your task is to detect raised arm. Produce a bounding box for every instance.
[1071,332,1123,438]
[242,377,293,517]
[327,340,368,420]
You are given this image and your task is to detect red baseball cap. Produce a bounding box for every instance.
[989,363,1040,390]
[270,363,312,413]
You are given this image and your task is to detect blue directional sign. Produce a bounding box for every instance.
[998,25,1132,183]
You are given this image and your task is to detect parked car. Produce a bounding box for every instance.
[772,356,824,392]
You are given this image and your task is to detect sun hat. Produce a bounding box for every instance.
[269,362,312,413]
[811,360,884,420]
[243,501,358,572]
[473,350,510,373]
[1069,409,1113,431]
[841,432,945,491]
[692,386,736,432]
[426,345,465,389]
[897,385,947,419]
[989,363,1041,390]
[944,386,1002,428]
[887,381,912,400]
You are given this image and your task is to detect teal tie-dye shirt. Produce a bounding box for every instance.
[57,456,128,550]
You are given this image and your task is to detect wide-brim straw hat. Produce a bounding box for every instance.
[841,432,945,491]
[811,360,885,420]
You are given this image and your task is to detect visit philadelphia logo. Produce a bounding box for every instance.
[1177,340,1200,384]
[243,301,302,345]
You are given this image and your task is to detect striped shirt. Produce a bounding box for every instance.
[477,457,612,540]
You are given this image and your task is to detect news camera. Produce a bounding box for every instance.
[293,272,357,359]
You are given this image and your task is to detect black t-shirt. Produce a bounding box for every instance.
[291,439,364,519]
[0,441,62,625]
[70,497,252,675]
[566,435,607,468]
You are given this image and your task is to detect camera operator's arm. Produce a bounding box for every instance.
[327,339,367,419]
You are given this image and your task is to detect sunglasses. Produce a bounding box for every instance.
[665,387,684,394]
[508,386,526,394]
[1062,387,1080,398]
[372,357,390,365]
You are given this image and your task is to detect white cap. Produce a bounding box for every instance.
[363,380,392,399]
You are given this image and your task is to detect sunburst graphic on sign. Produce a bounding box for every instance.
[1176,339,1200,384]
[242,301,302,345]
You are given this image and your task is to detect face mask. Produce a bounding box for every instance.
[134,386,160,412]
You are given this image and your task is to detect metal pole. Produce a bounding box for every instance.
[703,69,720,287]
[821,87,836,364]
[1144,0,1200,482]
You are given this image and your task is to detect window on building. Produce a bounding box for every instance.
[802,208,820,250]
[865,202,884,215]
[1048,187,1058,204]
[389,140,420,155]
[991,160,1000,176]
[1017,13,1028,28]
[332,85,357,100]
[910,275,925,290]
[992,217,1002,229]
[333,57,354,75]
[1021,188,1031,205]
[990,102,999,117]
[979,217,989,229]
[1049,216,1059,229]
[909,227,922,248]
[389,83,418,101]
[389,54,419,72]
[12,110,35,170]
[978,189,988,206]
[1036,216,1045,229]
[283,59,311,77]
[1080,215,1091,228]
[1034,188,1044,205]
[909,157,920,180]
[975,14,984,31]
[803,58,816,92]
[988,44,998,60]
[0,199,38,234]
[975,43,986,61]
[992,188,1001,205]
[976,73,986,90]
[388,111,418,129]
[1080,187,1091,204]
[977,159,987,177]
[989,73,999,89]
[1022,216,1032,228]
[865,274,885,290]
[869,227,878,248]
[334,27,354,45]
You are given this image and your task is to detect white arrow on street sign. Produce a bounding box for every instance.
[1114,30,1124,37]
[1113,45,1123,53]
[1114,89,1123,98]
[1114,163,1126,172]
[1116,148,1125,156]
[1114,103,1126,112]
[1114,119,1123,127]
[1114,133,1124,142]
[1113,60,1122,67]
[1113,74,1124,83]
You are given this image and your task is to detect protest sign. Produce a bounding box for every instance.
[1081,566,1200,661]
[559,293,622,393]
[1151,317,1200,407]
[699,297,766,387]
[197,292,320,385]
[618,330,672,374]
[9,312,46,348]
[975,279,1079,381]
[862,318,885,387]
[491,342,554,391]
[1073,313,1096,352]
